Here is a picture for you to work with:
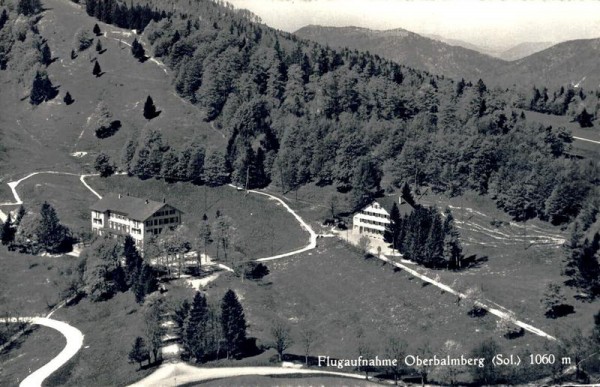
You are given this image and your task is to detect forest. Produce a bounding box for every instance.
[0,0,597,228]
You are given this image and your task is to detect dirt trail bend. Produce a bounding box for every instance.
[227,184,318,262]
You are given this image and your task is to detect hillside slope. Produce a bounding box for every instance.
[295,25,504,81]
[295,25,600,88]
[0,0,224,189]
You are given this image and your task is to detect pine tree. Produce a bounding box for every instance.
[128,337,150,369]
[183,292,210,362]
[131,38,145,61]
[0,10,8,31]
[70,49,77,60]
[94,153,115,177]
[123,235,143,287]
[40,42,52,66]
[93,23,101,36]
[133,264,158,303]
[143,96,157,119]
[30,70,55,105]
[15,205,26,227]
[92,61,102,77]
[220,289,247,359]
[424,211,445,267]
[37,202,71,254]
[384,202,401,252]
[443,208,463,269]
[1,214,14,245]
[95,39,103,52]
[63,91,74,105]
[17,0,42,16]
[401,182,415,207]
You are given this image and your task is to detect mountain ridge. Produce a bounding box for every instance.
[295,25,600,88]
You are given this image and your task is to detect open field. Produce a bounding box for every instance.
[15,173,100,234]
[524,110,600,158]
[0,325,66,386]
[48,292,155,386]
[89,175,308,262]
[207,237,549,377]
[414,191,600,336]
[0,249,75,317]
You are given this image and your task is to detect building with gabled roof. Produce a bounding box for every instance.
[352,195,413,240]
[90,193,183,248]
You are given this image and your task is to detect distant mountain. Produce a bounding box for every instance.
[424,35,554,61]
[294,25,504,81]
[295,25,600,89]
[493,38,600,88]
[497,41,555,61]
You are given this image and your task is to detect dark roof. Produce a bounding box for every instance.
[90,194,182,221]
[371,195,413,216]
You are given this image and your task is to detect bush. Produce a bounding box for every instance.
[74,28,93,51]
[241,262,270,280]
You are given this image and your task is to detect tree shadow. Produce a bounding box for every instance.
[545,304,575,319]
[139,56,149,63]
[98,49,107,55]
[504,328,525,340]
[95,72,105,78]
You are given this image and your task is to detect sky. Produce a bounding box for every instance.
[225,0,600,49]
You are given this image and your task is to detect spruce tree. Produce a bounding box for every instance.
[95,39,103,52]
[38,202,70,253]
[184,292,209,362]
[131,38,145,60]
[220,289,247,359]
[123,235,143,287]
[133,264,158,303]
[92,61,102,77]
[40,42,52,66]
[143,96,157,119]
[0,10,8,31]
[93,23,101,36]
[128,337,150,369]
[442,208,463,269]
[14,205,26,226]
[1,214,14,245]
[63,91,74,105]
[30,71,55,105]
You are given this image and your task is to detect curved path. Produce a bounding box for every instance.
[227,184,318,262]
[129,363,367,387]
[19,317,84,387]
[0,171,101,207]
[0,316,84,387]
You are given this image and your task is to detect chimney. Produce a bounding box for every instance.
[399,196,402,205]
[145,199,149,205]
[163,197,166,203]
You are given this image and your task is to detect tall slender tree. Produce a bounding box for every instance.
[220,289,247,359]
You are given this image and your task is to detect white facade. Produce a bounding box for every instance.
[91,204,182,248]
[352,201,391,239]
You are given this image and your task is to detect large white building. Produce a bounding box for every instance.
[90,193,183,248]
[352,196,411,240]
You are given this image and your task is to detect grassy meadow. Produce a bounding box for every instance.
[88,175,308,262]
[206,238,551,379]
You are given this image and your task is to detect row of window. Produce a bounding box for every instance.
[361,210,390,219]
[145,217,179,227]
[155,209,177,217]
[360,227,384,236]
[93,218,102,225]
[108,221,129,233]
[359,218,387,227]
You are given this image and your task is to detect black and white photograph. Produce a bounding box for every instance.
[0,0,599,385]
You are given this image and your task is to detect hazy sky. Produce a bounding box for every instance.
[226,0,600,49]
